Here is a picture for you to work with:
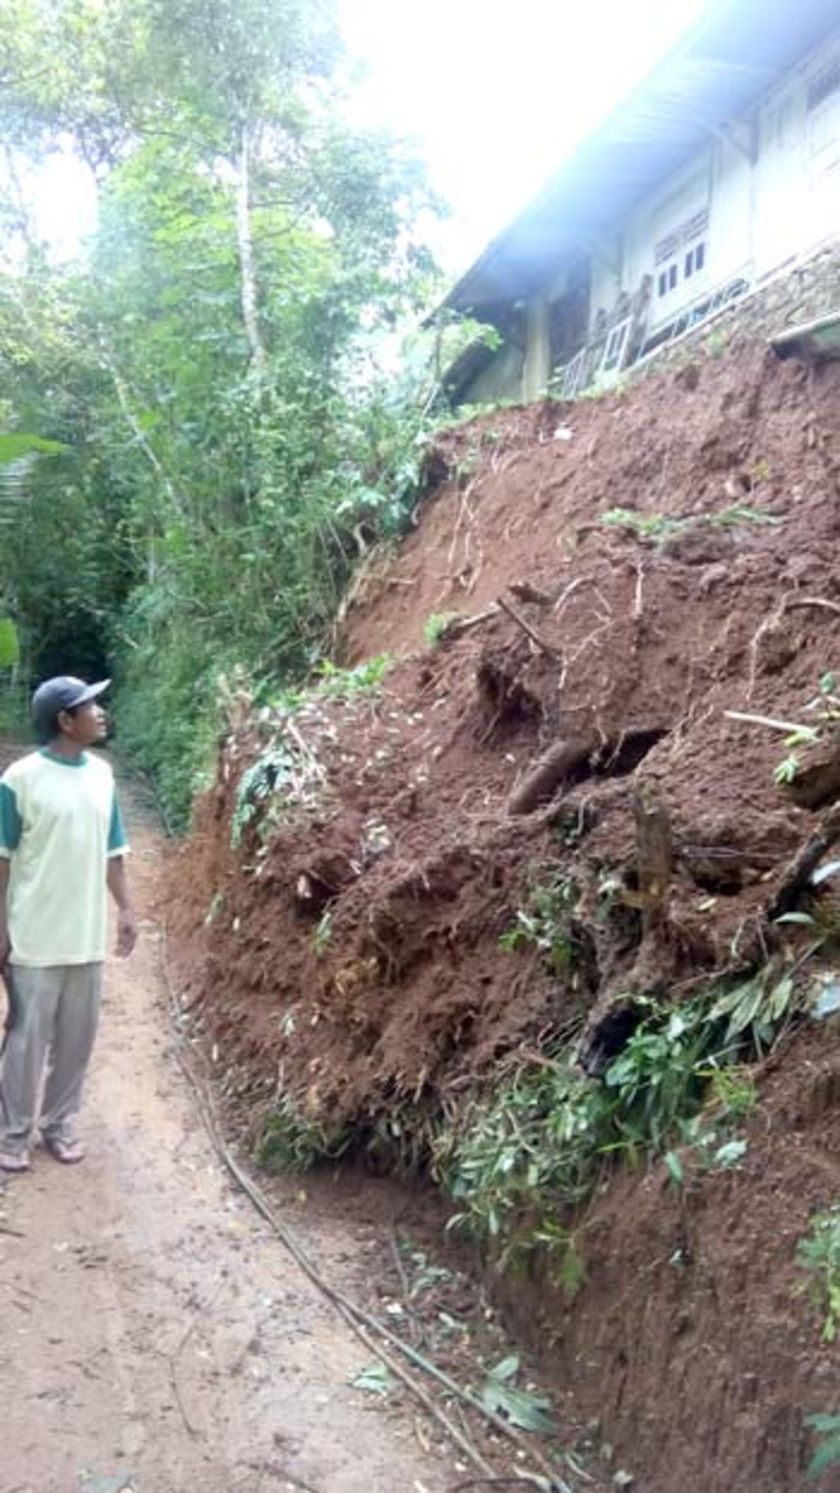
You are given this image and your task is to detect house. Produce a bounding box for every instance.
[442,0,840,405]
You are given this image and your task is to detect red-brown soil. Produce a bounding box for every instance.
[169,332,840,1491]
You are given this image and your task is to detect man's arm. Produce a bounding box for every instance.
[0,857,9,968]
[107,855,138,958]
[0,776,20,968]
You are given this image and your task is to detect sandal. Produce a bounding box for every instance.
[0,1148,30,1172]
[44,1136,85,1165]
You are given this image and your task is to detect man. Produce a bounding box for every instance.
[0,676,137,1172]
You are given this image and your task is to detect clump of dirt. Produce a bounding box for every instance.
[168,334,840,1491]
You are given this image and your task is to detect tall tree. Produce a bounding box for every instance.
[0,0,440,822]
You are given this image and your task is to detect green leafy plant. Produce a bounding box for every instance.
[230,712,328,849]
[0,433,65,461]
[602,1005,721,1153]
[707,1064,758,1120]
[204,891,224,926]
[774,751,803,786]
[709,969,801,1057]
[0,0,443,830]
[774,885,840,996]
[551,806,593,848]
[600,508,681,540]
[601,503,781,549]
[433,1053,610,1265]
[0,618,20,668]
[231,742,298,848]
[436,975,794,1272]
[771,680,840,791]
[423,611,461,646]
[499,871,582,978]
[797,1204,840,1342]
[258,1095,350,1172]
[351,1362,398,1398]
[400,1246,453,1300]
[435,1000,722,1268]
[668,1129,749,1186]
[709,504,781,527]
[311,656,391,699]
[804,1413,840,1479]
[705,328,730,358]
[479,1355,555,1434]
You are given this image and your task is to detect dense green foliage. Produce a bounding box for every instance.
[0,0,469,822]
[432,994,753,1275]
[255,963,802,1278]
[797,1203,840,1343]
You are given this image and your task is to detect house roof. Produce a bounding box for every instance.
[443,0,840,313]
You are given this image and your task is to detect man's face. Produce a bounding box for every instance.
[59,700,108,746]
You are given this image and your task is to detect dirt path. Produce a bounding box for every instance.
[0,779,452,1493]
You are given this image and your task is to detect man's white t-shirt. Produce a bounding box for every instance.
[0,749,129,966]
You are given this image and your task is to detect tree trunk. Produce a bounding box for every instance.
[767,800,840,919]
[633,790,673,914]
[507,736,595,816]
[98,336,185,523]
[235,123,267,375]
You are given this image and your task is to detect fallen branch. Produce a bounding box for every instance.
[452,1480,568,1492]
[447,604,499,638]
[746,594,788,701]
[98,334,187,524]
[551,576,585,615]
[747,593,840,699]
[446,478,478,577]
[508,736,595,816]
[786,596,840,618]
[633,791,672,911]
[768,801,840,920]
[496,595,562,659]
[724,709,817,736]
[632,559,645,620]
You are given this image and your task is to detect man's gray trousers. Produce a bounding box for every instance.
[0,962,102,1154]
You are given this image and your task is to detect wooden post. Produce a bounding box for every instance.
[632,790,672,929]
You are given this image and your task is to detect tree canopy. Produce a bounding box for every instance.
[0,0,447,823]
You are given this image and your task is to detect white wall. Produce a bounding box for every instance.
[758,41,840,274]
[708,137,752,285]
[588,240,622,327]
[511,23,840,404]
[591,23,840,335]
[587,256,617,328]
[751,43,840,277]
[626,161,712,329]
[753,75,810,274]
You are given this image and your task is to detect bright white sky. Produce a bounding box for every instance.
[337,0,713,273]
[30,0,714,273]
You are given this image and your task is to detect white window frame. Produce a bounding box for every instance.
[556,345,587,398]
[600,318,631,376]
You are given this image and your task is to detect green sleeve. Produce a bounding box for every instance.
[0,781,21,854]
[108,792,129,854]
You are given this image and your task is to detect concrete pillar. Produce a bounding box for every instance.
[522,294,552,402]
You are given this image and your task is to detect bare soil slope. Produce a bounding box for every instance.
[170,333,840,1491]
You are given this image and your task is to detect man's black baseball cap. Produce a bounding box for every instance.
[32,676,111,738]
